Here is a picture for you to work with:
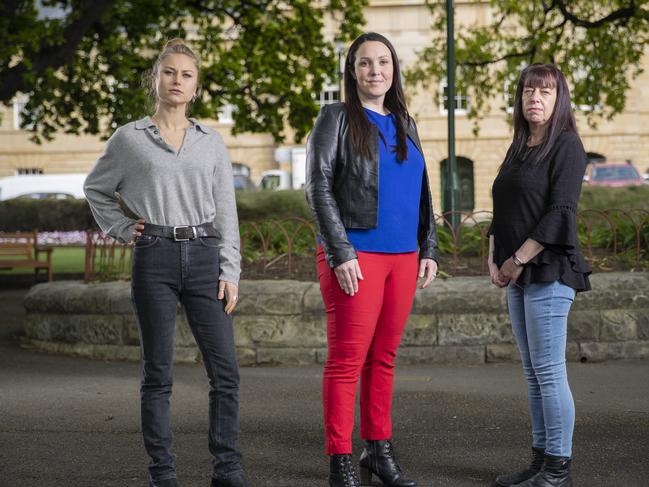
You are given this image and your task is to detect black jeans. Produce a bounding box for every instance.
[131,235,242,483]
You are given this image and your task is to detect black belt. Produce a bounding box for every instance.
[142,222,219,241]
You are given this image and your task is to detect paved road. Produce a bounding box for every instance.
[1,289,648,486]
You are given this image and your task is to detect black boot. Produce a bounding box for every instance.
[358,440,417,487]
[330,454,361,487]
[514,454,572,487]
[494,447,545,486]
[211,471,249,487]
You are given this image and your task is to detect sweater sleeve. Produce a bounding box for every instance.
[83,129,137,243]
[529,132,587,250]
[211,134,242,285]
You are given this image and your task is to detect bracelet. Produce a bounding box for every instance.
[512,254,525,267]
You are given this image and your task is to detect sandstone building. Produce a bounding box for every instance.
[2,0,647,212]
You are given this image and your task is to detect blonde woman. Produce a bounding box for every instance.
[84,39,248,487]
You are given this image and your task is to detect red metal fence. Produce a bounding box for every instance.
[84,209,649,282]
[84,231,132,282]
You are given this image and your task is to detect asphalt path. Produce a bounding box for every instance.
[1,289,648,487]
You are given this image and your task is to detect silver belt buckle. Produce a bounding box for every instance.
[173,225,197,241]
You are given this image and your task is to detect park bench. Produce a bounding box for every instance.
[0,231,53,282]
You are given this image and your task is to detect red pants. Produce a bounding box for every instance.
[317,246,418,454]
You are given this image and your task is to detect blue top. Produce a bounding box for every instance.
[345,108,425,253]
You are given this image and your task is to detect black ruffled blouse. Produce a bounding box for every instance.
[490,131,591,292]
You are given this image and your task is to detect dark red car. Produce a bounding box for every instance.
[583,162,646,187]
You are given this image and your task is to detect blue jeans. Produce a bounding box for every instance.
[507,281,576,458]
[131,235,242,483]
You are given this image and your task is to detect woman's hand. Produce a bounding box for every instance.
[498,257,524,286]
[334,259,364,296]
[131,219,146,243]
[418,258,438,289]
[489,261,508,288]
[219,280,239,314]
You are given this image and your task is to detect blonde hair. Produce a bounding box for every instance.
[146,38,201,108]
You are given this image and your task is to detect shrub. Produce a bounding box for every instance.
[236,189,311,221]
[579,185,649,211]
[240,219,316,262]
[0,190,312,231]
[0,199,97,231]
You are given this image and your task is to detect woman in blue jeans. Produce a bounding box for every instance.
[488,64,591,487]
[84,39,248,487]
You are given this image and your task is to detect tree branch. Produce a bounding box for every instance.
[0,0,112,103]
[555,0,639,28]
[461,49,535,67]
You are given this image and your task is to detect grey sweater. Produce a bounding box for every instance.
[84,116,241,284]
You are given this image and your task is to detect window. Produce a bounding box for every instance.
[592,165,640,181]
[316,83,340,107]
[231,162,251,177]
[503,64,526,114]
[586,152,606,165]
[504,79,516,114]
[571,66,602,112]
[260,174,281,191]
[440,157,475,213]
[13,96,28,130]
[217,104,234,124]
[439,81,469,115]
[16,168,44,175]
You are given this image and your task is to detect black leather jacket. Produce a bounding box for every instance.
[305,102,440,268]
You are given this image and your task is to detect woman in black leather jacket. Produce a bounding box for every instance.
[305,32,439,487]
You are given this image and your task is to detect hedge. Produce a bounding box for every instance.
[579,185,649,211]
[2,186,648,232]
[0,199,98,232]
[0,190,312,232]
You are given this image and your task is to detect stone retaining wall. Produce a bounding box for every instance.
[23,272,649,365]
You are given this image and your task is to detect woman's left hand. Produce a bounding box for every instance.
[418,258,438,289]
[131,218,146,243]
[498,257,524,285]
[218,280,239,314]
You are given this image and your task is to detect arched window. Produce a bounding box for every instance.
[586,152,606,164]
[231,162,251,176]
[231,163,255,191]
[440,157,475,213]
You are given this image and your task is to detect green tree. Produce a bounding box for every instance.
[0,0,366,143]
[407,1,649,127]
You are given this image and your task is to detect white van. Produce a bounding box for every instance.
[0,173,87,201]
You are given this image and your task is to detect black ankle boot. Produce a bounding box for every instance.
[514,454,572,487]
[211,472,249,487]
[330,454,361,487]
[495,447,545,486]
[358,440,417,487]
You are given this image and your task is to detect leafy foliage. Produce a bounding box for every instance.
[236,189,311,221]
[577,209,649,271]
[0,198,96,231]
[407,1,649,128]
[240,219,316,262]
[0,189,312,231]
[0,0,367,143]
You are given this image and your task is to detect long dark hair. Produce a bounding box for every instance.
[343,32,409,161]
[504,63,577,166]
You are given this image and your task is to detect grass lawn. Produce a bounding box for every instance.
[0,246,131,276]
